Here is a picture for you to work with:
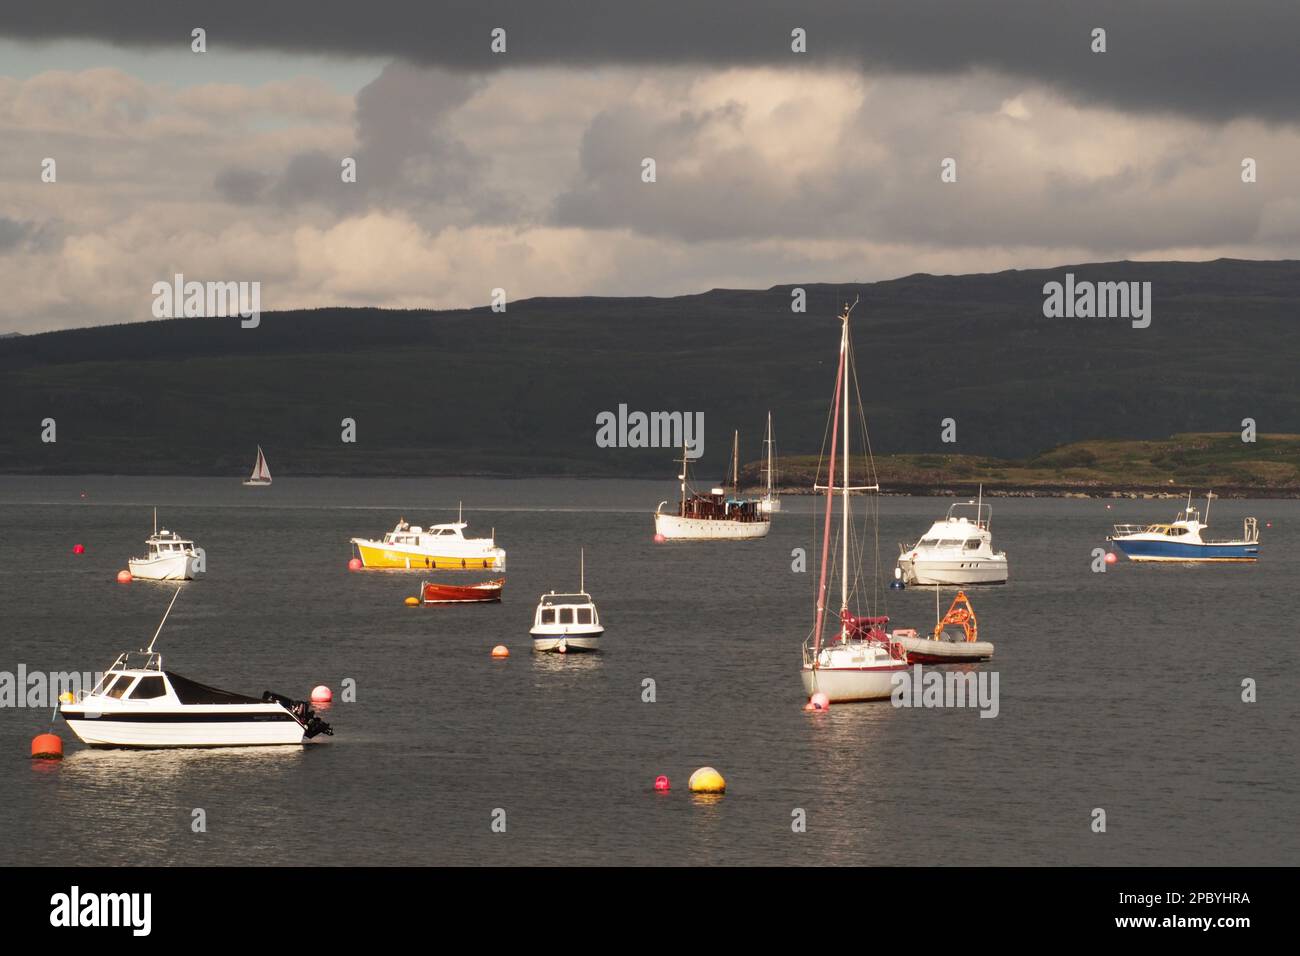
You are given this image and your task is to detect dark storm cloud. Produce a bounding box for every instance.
[2,1,1298,123]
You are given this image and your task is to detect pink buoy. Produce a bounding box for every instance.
[116,570,133,584]
[347,557,362,571]
[310,685,332,703]
[810,692,830,711]
[72,544,85,555]
[653,534,666,543]
[654,775,670,792]
[1104,552,1118,565]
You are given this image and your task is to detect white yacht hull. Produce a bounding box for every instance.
[800,664,906,702]
[898,555,1008,586]
[61,709,305,747]
[128,553,197,581]
[654,513,770,540]
[530,627,603,653]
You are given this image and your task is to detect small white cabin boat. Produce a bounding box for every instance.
[59,591,332,748]
[897,493,1008,585]
[129,524,200,582]
[243,445,272,487]
[530,551,604,653]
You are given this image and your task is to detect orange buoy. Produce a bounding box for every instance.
[653,534,666,543]
[347,558,362,571]
[116,569,133,584]
[491,644,509,659]
[31,734,63,759]
[404,596,419,606]
[72,544,85,555]
[654,775,671,792]
[310,685,332,703]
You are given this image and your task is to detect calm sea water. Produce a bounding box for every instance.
[2,477,1295,866]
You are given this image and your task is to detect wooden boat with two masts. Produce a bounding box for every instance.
[654,431,771,540]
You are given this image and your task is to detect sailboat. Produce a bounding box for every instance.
[653,431,771,540]
[758,411,781,514]
[243,445,272,487]
[800,299,910,702]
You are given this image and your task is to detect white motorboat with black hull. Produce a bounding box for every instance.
[58,590,331,748]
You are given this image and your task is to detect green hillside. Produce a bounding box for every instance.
[2,258,1299,479]
[753,433,1300,496]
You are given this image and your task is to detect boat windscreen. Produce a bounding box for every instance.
[164,671,262,705]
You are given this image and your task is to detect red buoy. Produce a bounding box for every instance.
[72,544,85,555]
[310,685,332,703]
[1104,552,1118,565]
[653,534,666,543]
[116,569,133,584]
[31,733,63,759]
[347,557,362,571]
[654,775,670,792]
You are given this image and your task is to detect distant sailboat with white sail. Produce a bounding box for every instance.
[243,445,272,487]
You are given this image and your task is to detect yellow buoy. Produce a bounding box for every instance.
[58,692,75,704]
[404,596,420,606]
[688,766,726,793]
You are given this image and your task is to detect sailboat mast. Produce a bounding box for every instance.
[732,430,739,498]
[679,440,688,513]
[840,311,850,637]
[580,548,585,592]
[811,312,847,657]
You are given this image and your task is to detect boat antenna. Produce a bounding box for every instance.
[147,586,184,653]
[1204,490,1214,524]
[458,500,463,523]
[580,547,585,593]
[153,506,157,536]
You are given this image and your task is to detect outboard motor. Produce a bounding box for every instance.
[263,691,334,738]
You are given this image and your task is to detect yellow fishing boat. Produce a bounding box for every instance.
[350,509,506,571]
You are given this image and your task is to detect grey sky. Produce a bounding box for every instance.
[1,3,1297,332]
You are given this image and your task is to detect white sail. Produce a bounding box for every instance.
[246,445,271,484]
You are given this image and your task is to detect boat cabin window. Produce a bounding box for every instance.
[919,538,940,548]
[576,608,593,625]
[540,608,556,624]
[964,539,982,550]
[1167,527,1189,536]
[128,676,168,700]
[559,608,575,624]
[938,539,964,549]
[105,676,133,699]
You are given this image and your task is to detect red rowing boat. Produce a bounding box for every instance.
[420,578,505,604]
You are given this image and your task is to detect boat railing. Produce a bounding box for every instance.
[1111,523,1152,536]
[945,501,991,530]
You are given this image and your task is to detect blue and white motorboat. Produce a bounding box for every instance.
[1108,492,1260,563]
